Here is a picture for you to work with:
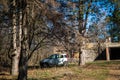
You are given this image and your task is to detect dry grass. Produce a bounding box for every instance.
[28,67,108,80]
[0,60,120,80]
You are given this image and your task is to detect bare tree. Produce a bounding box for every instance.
[16,0,63,79]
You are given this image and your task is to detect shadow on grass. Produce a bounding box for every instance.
[28,77,63,80]
[109,74,120,79]
[28,66,40,69]
[28,78,52,80]
[28,63,78,70]
[0,78,13,80]
[0,73,10,76]
[0,73,13,80]
[0,77,60,80]
[28,77,61,80]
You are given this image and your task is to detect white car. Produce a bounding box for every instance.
[40,53,68,68]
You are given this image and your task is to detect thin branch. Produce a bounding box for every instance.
[27,34,48,60]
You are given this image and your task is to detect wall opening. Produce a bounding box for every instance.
[95,49,106,60]
[95,47,120,60]
[110,47,120,60]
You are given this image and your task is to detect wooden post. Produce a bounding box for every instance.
[106,47,110,61]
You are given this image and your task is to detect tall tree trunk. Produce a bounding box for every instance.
[78,0,92,66]
[18,1,28,79]
[11,0,20,76]
[78,1,84,66]
[18,16,28,80]
[18,50,28,80]
[78,48,81,65]
[80,49,85,65]
[97,41,100,54]
[78,46,85,66]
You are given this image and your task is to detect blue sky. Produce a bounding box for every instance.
[46,0,115,32]
[86,0,115,28]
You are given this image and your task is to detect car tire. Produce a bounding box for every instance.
[63,61,68,66]
[40,62,43,68]
[43,63,49,68]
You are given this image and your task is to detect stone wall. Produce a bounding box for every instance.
[82,49,98,63]
[82,43,102,63]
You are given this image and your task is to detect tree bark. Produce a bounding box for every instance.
[78,47,85,66]
[11,52,19,76]
[11,0,20,76]
[78,48,81,66]
[18,50,28,80]
[18,20,28,80]
[18,1,28,79]
[80,50,85,65]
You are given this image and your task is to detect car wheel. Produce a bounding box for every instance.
[40,62,43,68]
[63,61,68,66]
[43,63,49,68]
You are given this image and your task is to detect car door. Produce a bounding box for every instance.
[48,54,58,66]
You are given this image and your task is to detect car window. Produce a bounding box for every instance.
[49,55,55,59]
[59,55,63,58]
[64,55,67,58]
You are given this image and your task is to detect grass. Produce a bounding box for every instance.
[0,60,120,80]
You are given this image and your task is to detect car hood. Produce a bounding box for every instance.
[41,58,50,63]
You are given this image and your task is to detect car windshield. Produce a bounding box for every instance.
[48,54,59,59]
[48,54,67,59]
[48,55,55,59]
[59,55,64,58]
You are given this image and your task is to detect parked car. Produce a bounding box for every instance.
[40,53,68,68]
